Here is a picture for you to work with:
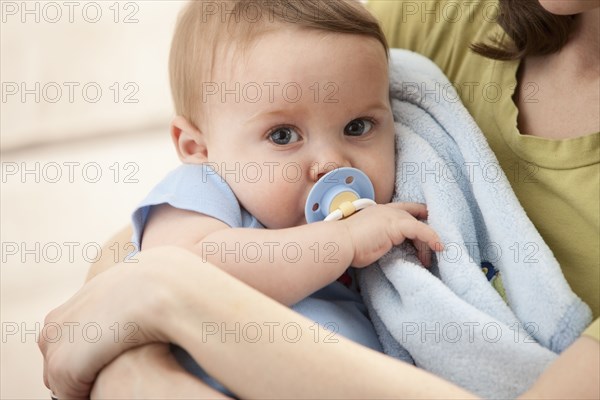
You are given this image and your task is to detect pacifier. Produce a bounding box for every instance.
[304,167,376,223]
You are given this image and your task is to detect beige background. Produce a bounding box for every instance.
[1,1,186,398]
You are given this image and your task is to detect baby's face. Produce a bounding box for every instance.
[201,28,395,229]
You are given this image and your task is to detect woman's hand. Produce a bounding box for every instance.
[39,249,175,399]
[91,343,231,399]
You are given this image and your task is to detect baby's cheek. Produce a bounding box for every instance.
[242,188,292,229]
[376,184,394,204]
[377,171,396,204]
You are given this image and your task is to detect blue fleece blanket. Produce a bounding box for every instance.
[357,49,592,399]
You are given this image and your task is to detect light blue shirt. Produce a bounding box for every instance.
[132,164,263,249]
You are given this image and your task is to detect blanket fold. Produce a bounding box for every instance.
[358,49,592,399]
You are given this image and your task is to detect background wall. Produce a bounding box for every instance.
[1,0,180,150]
[1,1,186,398]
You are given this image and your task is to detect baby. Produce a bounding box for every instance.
[131,0,441,396]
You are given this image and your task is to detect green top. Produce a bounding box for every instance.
[368,0,599,319]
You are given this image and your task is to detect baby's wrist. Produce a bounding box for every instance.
[333,220,356,268]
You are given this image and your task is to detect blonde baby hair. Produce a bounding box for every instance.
[169,0,388,128]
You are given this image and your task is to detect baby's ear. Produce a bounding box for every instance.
[170,116,208,164]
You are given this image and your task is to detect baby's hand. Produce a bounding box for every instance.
[340,202,443,268]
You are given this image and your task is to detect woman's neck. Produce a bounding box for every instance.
[516,7,599,138]
[556,7,600,78]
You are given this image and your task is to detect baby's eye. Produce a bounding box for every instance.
[269,127,301,145]
[344,118,373,136]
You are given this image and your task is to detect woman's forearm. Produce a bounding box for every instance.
[152,247,475,399]
[130,247,599,399]
[91,343,232,400]
[86,230,469,399]
[86,226,133,281]
[43,244,600,399]
[518,334,600,400]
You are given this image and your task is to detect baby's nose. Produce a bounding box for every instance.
[309,159,350,182]
[308,139,352,182]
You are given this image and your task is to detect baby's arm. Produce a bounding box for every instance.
[142,202,441,306]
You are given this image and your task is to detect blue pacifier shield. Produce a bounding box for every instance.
[305,167,375,223]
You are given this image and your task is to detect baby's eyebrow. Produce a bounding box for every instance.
[357,102,390,114]
[244,101,390,126]
[244,108,299,125]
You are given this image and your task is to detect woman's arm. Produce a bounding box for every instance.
[86,226,132,281]
[42,246,473,399]
[43,246,599,399]
[519,334,599,400]
[90,343,232,399]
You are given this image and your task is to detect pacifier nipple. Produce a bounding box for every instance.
[304,167,376,223]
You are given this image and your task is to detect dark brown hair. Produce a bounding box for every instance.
[471,0,575,60]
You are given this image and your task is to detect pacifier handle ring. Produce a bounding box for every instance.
[323,198,377,222]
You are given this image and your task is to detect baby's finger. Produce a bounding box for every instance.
[388,202,428,220]
[391,218,443,252]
